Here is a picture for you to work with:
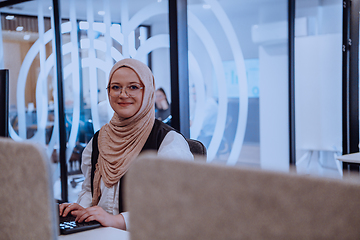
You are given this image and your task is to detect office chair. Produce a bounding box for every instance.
[186,138,207,157]
[0,137,58,239]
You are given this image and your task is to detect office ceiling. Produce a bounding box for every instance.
[0,0,340,43]
[0,0,340,25]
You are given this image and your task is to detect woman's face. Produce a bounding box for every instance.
[108,67,144,119]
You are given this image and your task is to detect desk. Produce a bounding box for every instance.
[58,227,129,240]
[337,153,360,174]
[336,152,360,164]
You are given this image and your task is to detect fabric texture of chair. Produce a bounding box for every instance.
[125,154,360,240]
[0,137,58,240]
[186,138,207,157]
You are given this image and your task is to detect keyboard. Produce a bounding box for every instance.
[59,214,101,235]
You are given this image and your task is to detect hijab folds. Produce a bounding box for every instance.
[92,58,155,206]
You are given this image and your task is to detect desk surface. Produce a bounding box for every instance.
[58,227,129,240]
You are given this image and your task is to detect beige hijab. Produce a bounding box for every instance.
[92,58,155,206]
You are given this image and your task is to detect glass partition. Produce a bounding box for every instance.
[0,0,346,202]
[1,0,170,202]
[188,0,289,170]
[294,0,343,178]
[0,0,61,192]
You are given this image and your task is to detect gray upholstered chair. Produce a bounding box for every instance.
[0,137,58,239]
[126,155,360,240]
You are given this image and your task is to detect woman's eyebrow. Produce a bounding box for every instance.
[110,81,141,85]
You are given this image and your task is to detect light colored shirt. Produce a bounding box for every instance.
[77,130,194,229]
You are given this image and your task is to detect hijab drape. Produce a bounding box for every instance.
[92,58,155,206]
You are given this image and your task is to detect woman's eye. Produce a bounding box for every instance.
[111,85,120,90]
[129,85,139,90]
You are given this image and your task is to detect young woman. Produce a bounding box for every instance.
[59,58,193,230]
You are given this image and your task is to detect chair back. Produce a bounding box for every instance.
[186,138,207,157]
[0,137,58,240]
[126,154,360,240]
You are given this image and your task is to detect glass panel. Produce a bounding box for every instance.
[59,0,169,202]
[188,0,288,170]
[0,0,60,192]
[1,0,170,202]
[295,0,343,178]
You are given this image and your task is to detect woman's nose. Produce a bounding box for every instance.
[119,88,129,97]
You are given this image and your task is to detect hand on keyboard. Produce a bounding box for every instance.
[58,203,126,231]
[59,213,101,235]
[59,202,84,218]
[57,203,101,235]
[75,205,126,230]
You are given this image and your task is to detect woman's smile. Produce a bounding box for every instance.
[118,102,132,107]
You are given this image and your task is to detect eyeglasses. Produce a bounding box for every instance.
[107,83,143,97]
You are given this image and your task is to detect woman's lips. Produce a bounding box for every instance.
[118,102,132,107]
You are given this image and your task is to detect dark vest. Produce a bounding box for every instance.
[90,119,178,212]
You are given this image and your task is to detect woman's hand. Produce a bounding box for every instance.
[59,203,84,217]
[74,206,126,230]
[160,99,169,110]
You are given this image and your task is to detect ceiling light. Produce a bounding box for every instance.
[157,0,162,2]
[98,11,105,16]
[79,21,89,30]
[23,34,30,40]
[49,6,52,10]
[16,26,24,31]
[5,15,15,20]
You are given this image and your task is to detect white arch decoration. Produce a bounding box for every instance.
[10,0,247,167]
